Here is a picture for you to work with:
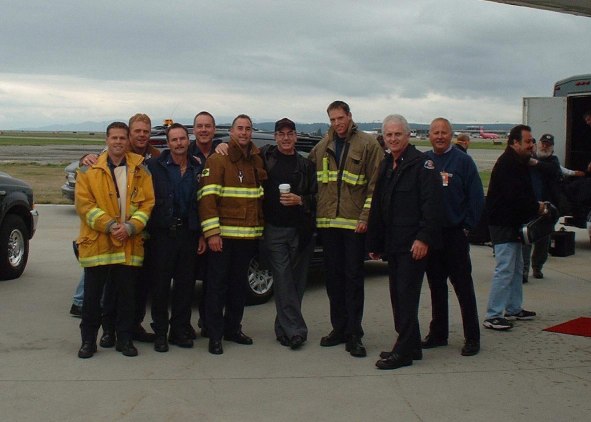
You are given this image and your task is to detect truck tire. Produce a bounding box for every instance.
[0,215,30,280]
[245,255,274,305]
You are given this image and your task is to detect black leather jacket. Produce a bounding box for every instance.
[367,145,442,255]
[260,144,317,246]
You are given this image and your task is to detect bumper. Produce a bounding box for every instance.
[30,208,39,238]
[61,183,75,202]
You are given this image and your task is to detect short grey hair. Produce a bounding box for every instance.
[430,117,453,133]
[382,114,410,134]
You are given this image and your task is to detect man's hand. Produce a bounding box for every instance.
[110,223,129,242]
[207,234,223,252]
[215,143,229,156]
[410,240,428,260]
[197,236,207,255]
[81,154,99,167]
[279,193,302,207]
[355,222,367,233]
[574,170,586,177]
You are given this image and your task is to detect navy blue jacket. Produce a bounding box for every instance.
[189,138,223,167]
[425,146,484,230]
[367,145,443,255]
[146,150,203,233]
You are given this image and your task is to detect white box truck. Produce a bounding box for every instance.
[523,74,591,170]
[523,74,591,237]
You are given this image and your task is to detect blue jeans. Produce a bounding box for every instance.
[485,242,524,319]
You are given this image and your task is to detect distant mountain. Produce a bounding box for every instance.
[21,121,115,132]
[18,119,517,135]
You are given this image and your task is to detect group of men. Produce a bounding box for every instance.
[74,111,318,358]
[73,100,576,371]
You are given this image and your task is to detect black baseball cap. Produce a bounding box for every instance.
[540,134,554,145]
[275,118,296,132]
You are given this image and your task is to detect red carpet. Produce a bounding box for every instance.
[544,317,591,337]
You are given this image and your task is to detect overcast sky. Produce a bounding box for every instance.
[1,0,590,129]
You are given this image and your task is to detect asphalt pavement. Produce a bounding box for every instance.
[1,204,590,421]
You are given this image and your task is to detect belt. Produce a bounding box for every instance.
[169,218,187,231]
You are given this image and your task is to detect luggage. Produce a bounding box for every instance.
[549,228,575,257]
[521,203,559,245]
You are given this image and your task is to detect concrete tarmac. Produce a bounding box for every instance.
[1,204,590,421]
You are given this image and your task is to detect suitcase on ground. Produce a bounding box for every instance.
[549,228,575,257]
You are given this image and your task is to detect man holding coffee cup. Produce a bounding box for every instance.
[260,118,317,350]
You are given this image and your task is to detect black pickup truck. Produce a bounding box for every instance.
[0,171,39,280]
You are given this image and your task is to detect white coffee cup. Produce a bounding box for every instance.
[278,183,291,194]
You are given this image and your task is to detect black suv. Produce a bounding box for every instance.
[0,171,39,280]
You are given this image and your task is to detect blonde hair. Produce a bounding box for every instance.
[128,113,152,128]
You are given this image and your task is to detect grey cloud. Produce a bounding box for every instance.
[1,0,591,128]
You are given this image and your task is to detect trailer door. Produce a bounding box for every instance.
[523,96,568,165]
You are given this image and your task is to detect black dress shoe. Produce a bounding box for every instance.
[276,336,290,347]
[421,335,448,349]
[168,332,194,348]
[461,339,480,356]
[413,348,423,360]
[99,331,116,348]
[70,304,82,318]
[345,336,367,357]
[380,349,422,360]
[154,335,169,353]
[208,339,223,355]
[116,340,138,357]
[133,325,156,343]
[290,335,305,350]
[376,353,413,370]
[320,330,346,347]
[78,341,97,359]
[224,331,253,345]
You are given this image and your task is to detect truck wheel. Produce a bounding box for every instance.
[0,215,30,280]
[245,255,273,305]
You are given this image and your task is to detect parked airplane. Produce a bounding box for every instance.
[479,127,500,139]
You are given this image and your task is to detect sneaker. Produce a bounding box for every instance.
[505,310,536,321]
[483,318,513,330]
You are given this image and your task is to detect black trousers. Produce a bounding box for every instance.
[387,252,425,358]
[149,228,198,336]
[80,265,137,343]
[101,243,153,332]
[425,227,480,342]
[319,228,365,337]
[205,238,258,341]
